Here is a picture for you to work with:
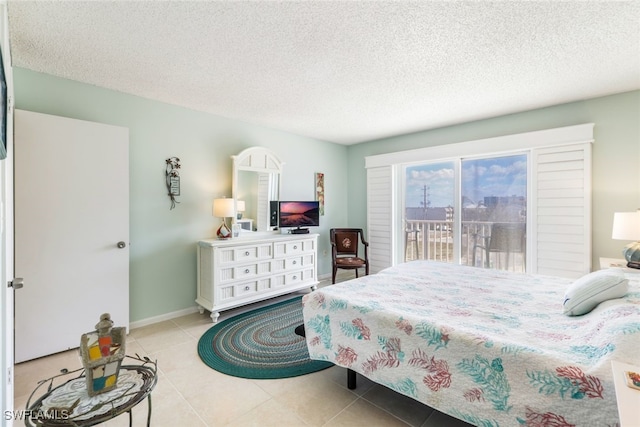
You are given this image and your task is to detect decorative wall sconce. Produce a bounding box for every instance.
[165,157,181,210]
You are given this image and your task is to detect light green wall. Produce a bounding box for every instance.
[14,68,348,322]
[346,90,640,269]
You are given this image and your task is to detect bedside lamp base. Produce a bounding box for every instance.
[216,221,231,239]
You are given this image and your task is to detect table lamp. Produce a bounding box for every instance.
[213,198,235,239]
[612,210,640,268]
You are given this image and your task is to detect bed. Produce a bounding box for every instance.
[301,261,640,426]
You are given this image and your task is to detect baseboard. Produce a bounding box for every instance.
[129,306,201,329]
[130,274,332,330]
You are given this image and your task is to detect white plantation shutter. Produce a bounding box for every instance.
[365,124,594,279]
[256,172,270,231]
[531,143,592,278]
[367,166,395,273]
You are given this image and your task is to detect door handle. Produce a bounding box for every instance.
[117,241,126,249]
[8,278,24,289]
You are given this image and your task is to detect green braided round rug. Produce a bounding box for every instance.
[197,296,333,379]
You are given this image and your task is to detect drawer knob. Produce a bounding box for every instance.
[293,275,297,280]
[245,251,250,256]
[292,260,297,265]
[293,245,298,249]
[244,268,250,274]
[245,286,250,291]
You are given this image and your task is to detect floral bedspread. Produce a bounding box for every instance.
[302,261,640,426]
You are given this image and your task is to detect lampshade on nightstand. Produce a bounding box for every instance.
[612,210,640,264]
[213,198,235,239]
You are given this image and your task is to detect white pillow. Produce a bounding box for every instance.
[563,269,629,316]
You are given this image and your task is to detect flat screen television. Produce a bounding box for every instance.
[278,201,320,232]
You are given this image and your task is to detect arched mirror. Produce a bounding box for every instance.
[232,147,283,233]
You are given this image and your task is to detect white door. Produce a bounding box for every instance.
[0,88,14,427]
[14,110,129,363]
[1,2,16,419]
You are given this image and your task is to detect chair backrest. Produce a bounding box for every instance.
[488,223,525,253]
[330,228,365,257]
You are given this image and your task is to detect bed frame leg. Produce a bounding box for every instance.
[347,369,356,389]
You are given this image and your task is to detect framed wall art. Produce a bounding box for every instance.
[315,172,324,215]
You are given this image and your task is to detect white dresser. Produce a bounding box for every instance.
[196,233,319,322]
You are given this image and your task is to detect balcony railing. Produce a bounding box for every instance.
[404,220,525,271]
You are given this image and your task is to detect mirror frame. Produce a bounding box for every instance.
[231,146,283,232]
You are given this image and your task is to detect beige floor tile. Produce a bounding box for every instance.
[226,398,309,427]
[14,349,83,400]
[362,384,433,427]
[184,379,272,426]
[251,372,316,399]
[135,326,194,355]
[13,393,28,413]
[325,398,410,427]
[163,355,231,397]
[321,366,377,397]
[273,373,358,426]
[171,311,211,327]
[121,340,148,360]
[182,320,217,339]
[128,320,178,340]
[94,375,206,427]
[152,339,201,375]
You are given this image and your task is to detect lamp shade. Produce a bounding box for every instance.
[612,211,640,241]
[612,210,640,263]
[213,198,235,218]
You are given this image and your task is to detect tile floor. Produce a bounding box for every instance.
[13,272,472,427]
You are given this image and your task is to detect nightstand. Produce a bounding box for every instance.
[600,257,628,269]
[611,360,640,427]
[599,257,640,273]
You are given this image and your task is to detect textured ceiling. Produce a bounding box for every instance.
[7,1,640,145]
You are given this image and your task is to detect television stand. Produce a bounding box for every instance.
[290,227,309,234]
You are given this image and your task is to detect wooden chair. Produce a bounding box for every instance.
[330,228,370,284]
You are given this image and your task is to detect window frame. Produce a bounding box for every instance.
[365,123,594,278]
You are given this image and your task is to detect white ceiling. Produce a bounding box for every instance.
[7,1,640,145]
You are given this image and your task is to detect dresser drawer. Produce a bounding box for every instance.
[219,261,271,283]
[273,267,314,288]
[217,243,272,265]
[273,239,313,257]
[285,270,304,285]
[217,278,272,302]
[273,254,315,271]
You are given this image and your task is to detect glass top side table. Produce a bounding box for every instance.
[24,355,157,427]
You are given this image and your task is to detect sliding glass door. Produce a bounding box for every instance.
[403,153,527,272]
[404,161,455,263]
[461,154,527,271]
